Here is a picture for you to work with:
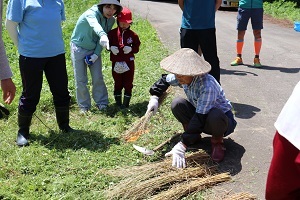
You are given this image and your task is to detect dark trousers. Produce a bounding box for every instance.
[180,28,220,83]
[171,97,235,137]
[18,54,70,114]
[112,60,135,96]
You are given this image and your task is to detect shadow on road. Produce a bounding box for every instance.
[189,137,245,176]
[221,68,258,76]
[246,65,300,73]
[231,102,261,119]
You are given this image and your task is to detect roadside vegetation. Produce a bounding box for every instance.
[0,0,299,199]
[264,0,300,23]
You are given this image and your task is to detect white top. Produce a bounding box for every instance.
[274,81,300,150]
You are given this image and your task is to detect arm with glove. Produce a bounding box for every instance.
[165,113,206,169]
[146,74,170,114]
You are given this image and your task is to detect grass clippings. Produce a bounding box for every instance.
[102,151,231,200]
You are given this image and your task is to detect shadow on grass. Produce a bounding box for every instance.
[30,130,120,152]
[100,100,149,118]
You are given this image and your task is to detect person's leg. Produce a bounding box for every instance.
[17,55,44,146]
[265,131,300,200]
[44,54,73,132]
[123,61,135,108]
[171,97,202,144]
[231,7,249,66]
[112,62,123,107]
[203,108,229,162]
[90,56,109,109]
[198,28,220,83]
[70,43,92,111]
[251,8,263,67]
[180,28,199,52]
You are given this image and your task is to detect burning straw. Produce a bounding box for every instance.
[123,88,171,142]
[102,151,230,200]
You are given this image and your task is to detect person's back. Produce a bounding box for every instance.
[239,0,263,8]
[181,0,216,29]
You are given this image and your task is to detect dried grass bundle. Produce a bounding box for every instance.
[103,151,224,200]
[223,192,257,200]
[101,150,214,178]
[104,166,210,200]
[149,173,231,200]
[123,88,171,142]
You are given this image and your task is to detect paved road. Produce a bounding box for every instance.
[122,0,300,199]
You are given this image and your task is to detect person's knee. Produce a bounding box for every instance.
[171,97,186,111]
[206,109,228,136]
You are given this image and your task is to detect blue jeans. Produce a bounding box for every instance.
[70,42,108,110]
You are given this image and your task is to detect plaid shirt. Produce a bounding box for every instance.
[167,74,232,114]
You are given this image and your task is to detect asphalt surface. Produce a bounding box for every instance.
[122,0,300,199]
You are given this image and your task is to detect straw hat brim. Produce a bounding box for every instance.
[160,48,211,76]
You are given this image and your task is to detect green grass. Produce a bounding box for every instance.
[1,0,299,199]
[0,1,177,199]
[264,0,300,22]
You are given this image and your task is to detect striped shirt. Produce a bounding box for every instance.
[167,74,232,114]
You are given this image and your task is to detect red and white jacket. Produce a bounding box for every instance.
[108,26,141,62]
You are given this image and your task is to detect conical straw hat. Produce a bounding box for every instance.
[160,48,211,76]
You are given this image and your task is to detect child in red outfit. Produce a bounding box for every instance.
[107,7,141,108]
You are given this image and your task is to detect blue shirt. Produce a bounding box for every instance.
[6,0,66,57]
[181,0,216,29]
[167,74,232,114]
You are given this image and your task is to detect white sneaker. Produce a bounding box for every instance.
[79,108,89,115]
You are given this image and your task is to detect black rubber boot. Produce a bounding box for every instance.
[16,112,32,147]
[55,106,74,132]
[114,94,122,107]
[122,95,131,108]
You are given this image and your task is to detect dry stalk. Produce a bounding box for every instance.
[149,173,232,200]
[100,151,214,178]
[223,192,257,200]
[104,166,210,200]
[123,88,172,142]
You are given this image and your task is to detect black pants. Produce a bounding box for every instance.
[18,54,70,114]
[180,28,220,83]
[171,97,236,137]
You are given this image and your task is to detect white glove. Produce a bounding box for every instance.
[146,96,159,115]
[89,54,98,63]
[165,142,186,168]
[99,35,109,50]
[123,46,132,54]
[110,46,119,55]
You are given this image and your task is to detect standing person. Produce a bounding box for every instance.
[178,0,222,83]
[230,0,263,67]
[265,81,300,200]
[70,0,122,114]
[107,7,141,108]
[0,0,16,105]
[6,0,74,147]
[146,48,237,168]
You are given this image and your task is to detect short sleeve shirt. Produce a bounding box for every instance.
[6,0,66,57]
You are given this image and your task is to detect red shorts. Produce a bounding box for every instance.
[265,131,300,200]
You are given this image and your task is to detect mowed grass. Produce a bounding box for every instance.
[1,0,300,199]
